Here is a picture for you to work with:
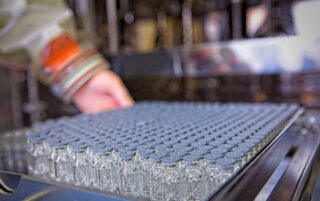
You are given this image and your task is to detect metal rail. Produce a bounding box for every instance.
[0,170,135,201]
[209,109,320,201]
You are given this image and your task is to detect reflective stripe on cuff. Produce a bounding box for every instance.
[49,51,110,103]
[62,63,108,102]
[60,54,104,92]
[49,48,96,83]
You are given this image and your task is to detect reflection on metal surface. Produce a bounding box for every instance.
[268,132,320,201]
[25,70,41,123]
[117,36,320,107]
[0,177,14,194]
[22,187,57,201]
[231,0,243,39]
[182,0,193,46]
[172,50,183,77]
[254,157,291,201]
[0,171,133,201]
[9,70,23,129]
[181,36,320,76]
[0,188,11,195]
[116,36,320,78]
[107,0,119,54]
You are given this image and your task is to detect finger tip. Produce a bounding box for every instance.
[122,100,134,108]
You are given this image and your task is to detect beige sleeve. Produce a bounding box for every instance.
[0,0,76,84]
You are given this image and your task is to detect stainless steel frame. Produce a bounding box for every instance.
[0,170,135,201]
[209,109,320,201]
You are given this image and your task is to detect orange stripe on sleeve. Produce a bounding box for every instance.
[41,33,81,72]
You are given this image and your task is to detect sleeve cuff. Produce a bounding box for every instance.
[50,50,109,103]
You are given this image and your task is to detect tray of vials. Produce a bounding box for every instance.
[26,102,300,201]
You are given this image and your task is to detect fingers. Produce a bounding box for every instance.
[85,95,119,114]
[90,70,134,107]
[72,69,134,114]
[73,87,119,114]
[82,100,119,114]
[107,79,134,107]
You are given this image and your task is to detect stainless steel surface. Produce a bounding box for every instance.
[9,70,23,129]
[107,0,119,54]
[269,130,319,201]
[0,67,23,133]
[25,70,41,123]
[0,171,134,201]
[182,0,193,46]
[75,0,97,44]
[231,0,243,39]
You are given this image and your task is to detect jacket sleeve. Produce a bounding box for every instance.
[0,0,109,103]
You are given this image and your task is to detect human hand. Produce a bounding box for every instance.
[72,69,134,114]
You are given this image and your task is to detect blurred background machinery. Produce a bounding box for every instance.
[0,0,320,133]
